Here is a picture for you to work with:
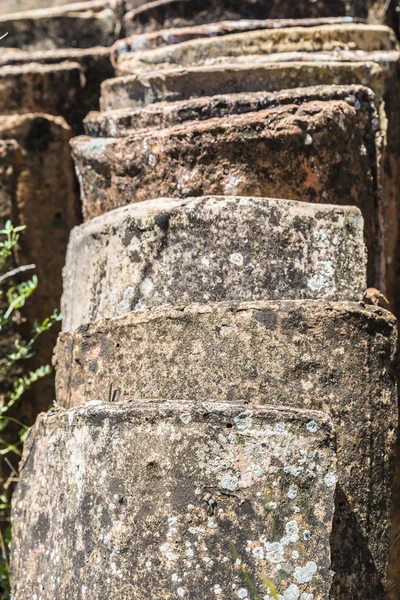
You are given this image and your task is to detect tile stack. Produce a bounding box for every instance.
[7,1,400,599]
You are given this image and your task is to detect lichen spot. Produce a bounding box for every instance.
[307,275,325,293]
[230,253,244,267]
[237,589,248,599]
[177,588,185,597]
[214,585,222,595]
[179,413,192,425]
[287,483,298,500]
[306,420,319,433]
[234,410,253,430]
[283,520,299,544]
[293,561,318,584]
[265,542,285,564]
[140,277,154,296]
[220,473,239,492]
[324,472,336,488]
[314,228,327,242]
[225,175,243,195]
[283,583,300,599]
[252,546,265,560]
[116,286,135,316]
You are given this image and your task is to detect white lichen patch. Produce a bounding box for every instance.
[229,253,244,267]
[225,175,243,195]
[116,286,135,316]
[265,542,285,564]
[306,421,319,434]
[283,465,302,477]
[252,546,265,560]
[275,422,286,433]
[140,277,154,296]
[287,484,298,500]
[220,473,239,491]
[234,410,253,430]
[282,583,301,600]
[281,521,299,545]
[20,403,336,599]
[179,413,192,425]
[159,542,177,562]
[324,472,336,488]
[293,561,318,584]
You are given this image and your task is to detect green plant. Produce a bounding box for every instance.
[229,542,280,600]
[0,220,61,598]
[264,578,280,600]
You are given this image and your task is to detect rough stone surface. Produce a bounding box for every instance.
[0,113,80,416]
[0,6,119,50]
[88,84,372,136]
[54,300,398,599]
[116,16,364,59]
[103,59,384,109]
[0,62,84,118]
[100,49,400,313]
[62,196,366,331]
[115,24,397,73]
[0,0,110,14]
[72,100,382,288]
[192,48,400,316]
[123,0,369,34]
[11,401,336,599]
[0,47,114,132]
[389,435,400,600]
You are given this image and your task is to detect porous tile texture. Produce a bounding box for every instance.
[11,401,336,599]
[0,0,110,14]
[61,196,367,331]
[0,62,85,117]
[101,48,400,313]
[0,47,114,132]
[87,84,375,136]
[115,24,397,73]
[101,60,384,109]
[122,0,369,34]
[54,300,398,599]
[116,16,365,58]
[72,99,382,288]
[96,53,400,310]
[0,5,119,50]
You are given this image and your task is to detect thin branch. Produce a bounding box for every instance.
[3,457,18,478]
[0,33,8,41]
[0,529,9,578]
[0,264,36,284]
